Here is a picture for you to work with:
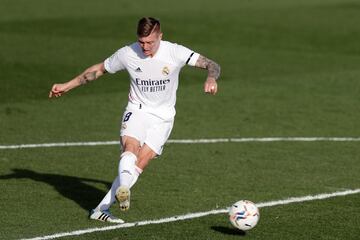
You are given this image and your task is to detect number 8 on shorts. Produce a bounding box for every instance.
[123,112,132,122]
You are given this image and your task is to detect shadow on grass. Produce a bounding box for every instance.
[0,168,111,211]
[211,226,246,236]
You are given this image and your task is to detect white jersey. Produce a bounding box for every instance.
[104,40,200,120]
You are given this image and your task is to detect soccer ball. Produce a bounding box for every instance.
[229,200,260,231]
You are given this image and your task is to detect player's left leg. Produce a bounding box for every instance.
[94,176,120,212]
[90,176,125,223]
[136,144,158,170]
[89,208,124,223]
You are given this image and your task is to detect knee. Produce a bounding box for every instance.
[136,152,156,170]
[122,143,140,157]
[121,136,140,155]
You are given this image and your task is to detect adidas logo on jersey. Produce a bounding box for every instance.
[135,67,142,72]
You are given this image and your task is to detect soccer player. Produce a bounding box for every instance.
[49,17,220,223]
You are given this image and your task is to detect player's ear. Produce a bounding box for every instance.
[158,32,163,40]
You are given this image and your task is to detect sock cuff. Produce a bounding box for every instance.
[121,151,137,160]
[135,165,143,174]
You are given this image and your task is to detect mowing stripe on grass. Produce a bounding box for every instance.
[2,137,360,150]
[19,188,360,240]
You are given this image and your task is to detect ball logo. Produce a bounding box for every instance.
[162,66,170,76]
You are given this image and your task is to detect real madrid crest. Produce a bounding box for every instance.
[162,66,170,76]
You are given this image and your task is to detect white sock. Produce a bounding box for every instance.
[94,153,140,211]
[119,151,137,188]
[94,176,120,211]
[129,165,143,188]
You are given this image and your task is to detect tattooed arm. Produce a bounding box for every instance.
[194,55,221,95]
[49,62,107,98]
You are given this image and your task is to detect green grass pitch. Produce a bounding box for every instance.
[0,0,359,239]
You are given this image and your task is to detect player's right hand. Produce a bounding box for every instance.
[49,84,67,98]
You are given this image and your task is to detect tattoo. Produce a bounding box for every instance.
[78,71,97,85]
[195,55,221,80]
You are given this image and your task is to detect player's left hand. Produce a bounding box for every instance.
[204,78,218,95]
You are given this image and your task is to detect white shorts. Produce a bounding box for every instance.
[120,109,174,155]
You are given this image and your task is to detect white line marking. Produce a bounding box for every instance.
[2,137,360,150]
[0,141,119,150]
[19,188,360,240]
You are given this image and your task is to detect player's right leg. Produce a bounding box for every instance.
[116,136,140,211]
[116,143,157,211]
[115,110,170,211]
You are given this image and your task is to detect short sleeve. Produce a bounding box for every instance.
[173,44,200,67]
[104,47,127,74]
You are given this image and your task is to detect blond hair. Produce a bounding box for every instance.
[137,17,161,37]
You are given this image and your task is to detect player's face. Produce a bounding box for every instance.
[138,31,162,57]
